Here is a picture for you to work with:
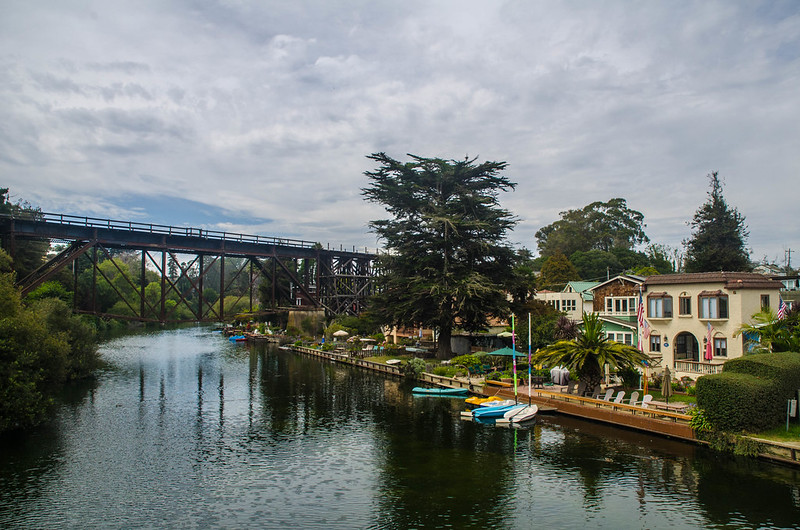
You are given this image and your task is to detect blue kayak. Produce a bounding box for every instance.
[412,387,469,396]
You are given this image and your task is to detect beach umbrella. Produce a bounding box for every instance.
[662,365,673,404]
[497,331,513,338]
[333,330,349,337]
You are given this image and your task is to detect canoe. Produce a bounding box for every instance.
[229,335,246,342]
[412,387,469,396]
[472,404,525,419]
[496,405,538,424]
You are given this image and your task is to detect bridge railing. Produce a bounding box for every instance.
[12,211,323,250]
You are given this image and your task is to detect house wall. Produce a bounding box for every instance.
[644,281,781,379]
[593,278,641,320]
[534,291,584,320]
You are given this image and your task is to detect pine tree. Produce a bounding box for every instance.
[684,172,750,272]
[362,153,517,359]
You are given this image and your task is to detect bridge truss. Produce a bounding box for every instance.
[0,212,377,323]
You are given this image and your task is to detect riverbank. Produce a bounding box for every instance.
[288,344,800,467]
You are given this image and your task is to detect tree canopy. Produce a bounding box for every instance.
[535,198,649,258]
[684,172,750,272]
[531,312,650,394]
[362,153,517,358]
[537,252,580,290]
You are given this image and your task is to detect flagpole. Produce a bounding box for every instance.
[512,314,518,403]
[528,312,532,403]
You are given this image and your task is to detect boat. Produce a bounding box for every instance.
[411,387,469,396]
[478,399,516,407]
[465,395,504,407]
[471,404,525,419]
[229,335,246,342]
[495,405,538,424]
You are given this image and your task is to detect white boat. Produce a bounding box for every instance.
[495,405,538,424]
[478,399,517,408]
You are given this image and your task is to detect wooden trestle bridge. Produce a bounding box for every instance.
[0,212,377,323]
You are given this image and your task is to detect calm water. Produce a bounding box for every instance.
[1,326,799,529]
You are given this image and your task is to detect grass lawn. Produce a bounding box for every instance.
[751,423,800,444]
[640,388,697,404]
[365,354,411,364]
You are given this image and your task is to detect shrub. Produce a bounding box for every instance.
[403,358,426,379]
[695,372,786,432]
[486,371,502,381]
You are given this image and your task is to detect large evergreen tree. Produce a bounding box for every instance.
[362,153,517,359]
[684,172,750,272]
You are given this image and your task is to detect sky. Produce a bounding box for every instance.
[2,1,798,266]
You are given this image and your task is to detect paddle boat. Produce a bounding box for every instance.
[470,403,526,420]
[411,387,469,396]
[464,395,504,407]
[495,404,538,424]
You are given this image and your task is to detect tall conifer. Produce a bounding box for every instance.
[684,172,750,272]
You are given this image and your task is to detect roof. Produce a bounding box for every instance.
[565,281,600,301]
[598,316,637,330]
[589,274,645,292]
[643,272,783,290]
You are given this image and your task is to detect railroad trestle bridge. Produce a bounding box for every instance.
[0,212,377,323]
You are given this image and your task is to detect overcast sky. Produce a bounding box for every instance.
[2,1,798,265]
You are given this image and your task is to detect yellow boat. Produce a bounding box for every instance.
[465,395,504,407]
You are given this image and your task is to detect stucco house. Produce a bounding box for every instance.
[642,272,784,379]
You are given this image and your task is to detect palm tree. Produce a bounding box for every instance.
[532,312,650,394]
[734,308,799,353]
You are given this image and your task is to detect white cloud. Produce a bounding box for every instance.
[1,0,798,264]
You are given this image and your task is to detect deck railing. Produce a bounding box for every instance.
[674,360,724,375]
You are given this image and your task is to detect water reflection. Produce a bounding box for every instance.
[1,326,799,529]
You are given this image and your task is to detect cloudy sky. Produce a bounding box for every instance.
[2,1,798,264]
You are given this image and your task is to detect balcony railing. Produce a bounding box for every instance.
[674,360,724,375]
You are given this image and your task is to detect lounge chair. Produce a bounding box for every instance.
[613,390,626,404]
[626,391,640,407]
[588,388,601,399]
[602,388,615,401]
[576,381,587,396]
[640,394,653,409]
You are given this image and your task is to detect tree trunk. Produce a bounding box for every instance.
[437,325,453,360]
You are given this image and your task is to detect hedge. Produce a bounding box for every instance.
[695,352,800,432]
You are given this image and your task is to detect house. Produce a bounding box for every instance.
[642,272,783,379]
[590,274,646,348]
[534,281,598,321]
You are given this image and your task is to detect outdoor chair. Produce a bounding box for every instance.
[576,381,587,396]
[602,388,615,401]
[587,388,601,399]
[626,391,640,407]
[613,390,626,404]
[561,381,578,394]
[640,394,653,409]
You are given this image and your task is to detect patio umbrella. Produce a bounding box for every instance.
[333,330,349,337]
[662,365,673,404]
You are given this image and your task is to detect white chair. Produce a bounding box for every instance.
[613,390,626,404]
[602,388,615,401]
[626,391,640,407]
[640,394,653,409]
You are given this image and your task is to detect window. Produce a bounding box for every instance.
[563,299,576,312]
[648,295,673,318]
[714,337,727,357]
[607,332,633,345]
[699,294,728,319]
[761,295,770,310]
[605,296,637,315]
[679,295,691,316]
[650,335,661,353]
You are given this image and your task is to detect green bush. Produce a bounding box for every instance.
[403,358,426,379]
[695,371,787,432]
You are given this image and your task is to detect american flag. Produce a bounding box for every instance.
[637,289,648,351]
[777,297,787,320]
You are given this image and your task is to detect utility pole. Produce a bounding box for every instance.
[786,248,793,270]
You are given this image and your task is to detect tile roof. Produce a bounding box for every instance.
[643,272,783,290]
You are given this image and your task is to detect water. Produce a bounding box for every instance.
[1,326,799,529]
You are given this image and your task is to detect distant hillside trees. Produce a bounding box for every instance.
[684,172,751,273]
